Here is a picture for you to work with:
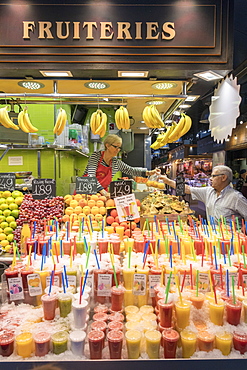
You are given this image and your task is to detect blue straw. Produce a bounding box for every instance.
[177,236,180,255]
[154,215,158,233]
[56,221,58,240]
[94,249,100,269]
[157,239,160,252]
[32,221,36,238]
[34,240,37,260]
[226,269,230,297]
[82,269,89,295]
[61,272,66,293]
[63,265,69,288]
[213,245,218,270]
[83,236,88,252]
[166,218,171,234]
[142,240,150,262]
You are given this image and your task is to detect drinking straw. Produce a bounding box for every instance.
[222,242,226,264]
[226,269,230,297]
[242,245,246,268]
[12,244,16,268]
[190,264,193,290]
[54,242,59,263]
[196,270,199,297]
[154,215,158,233]
[191,239,196,261]
[61,271,66,294]
[48,270,54,295]
[211,273,218,304]
[88,215,93,235]
[94,249,100,269]
[82,269,89,295]
[79,276,83,304]
[32,221,36,238]
[175,275,183,305]
[55,221,58,240]
[201,243,204,267]
[63,265,69,288]
[169,244,173,269]
[50,250,56,265]
[165,271,172,303]
[60,239,63,257]
[165,236,169,257]
[85,245,91,269]
[160,265,164,286]
[240,269,245,297]
[111,260,119,288]
[213,245,218,270]
[177,215,183,234]
[146,218,150,237]
[227,249,232,267]
[181,270,187,293]
[70,245,73,268]
[66,221,69,241]
[208,270,213,293]
[83,236,88,252]
[102,218,104,238]
[142,219,147,233]
[219,264,224,290]
[236,217,241,234]
[232,275,236,305]
[128,246,132,268]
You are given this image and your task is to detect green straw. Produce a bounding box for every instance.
[217,239,221,259]
[232,275,236,305]
[223,217,229,235]
[242,245,246,268]
[236,217,241,233]
[111,263,118,288]
[178,215,184,234]
[146,218,150,237]
[227,249,231,267]
[85,245,91,269]
[14,241,21,260]
[196,270,199,297]
[79,219,82,241]
[165,271,172,303]
[128,246,131,269]
[165,236,169,257]
[191,239,196,261]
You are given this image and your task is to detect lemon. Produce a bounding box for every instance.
[0,239,9,247]
[4,245,12,252]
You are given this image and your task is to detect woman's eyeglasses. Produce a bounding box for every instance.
[111,144,122,150]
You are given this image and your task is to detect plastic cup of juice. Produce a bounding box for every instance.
[126,312,142,323]
[108,321,124,332]
[41,293,57,321]
[110,285,125,312]
[21,266,34,289]
[123,268,135,290]
[197,331,215,352]
[209,299,225,326]
[72,299,88,329]
[58,293,72,318]
[115,226,125,240]
[242,299,247,323]
[190,292,205,309]
[107,330,124,359]
[15,332,33,358]
[125,305,139,316]
[69,330,86,357]
[51,331,68,354]
[108,312,124,322]
[98,238,109,253]
[93,312,108,322]
[139,305,154,314]
[215,331,232,355]
[124,289,136,306]
[33,332,51,357]
[162,328,180,358]
[88,330,105,359]
[233,332,247,354]
[180,329,197,358]
[158,299,174,328]
[226,299,242,326]
[175,300,191,329]
[0,331,15,357]
[144,330,161,359]
[125,329,142,359]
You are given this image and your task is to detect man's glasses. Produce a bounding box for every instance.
[111,144,122,150]
[211,174,224,178]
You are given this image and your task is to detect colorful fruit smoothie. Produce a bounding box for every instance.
[162,328,180,358]
[58,293,72,317]
[125,305,139,315]
[108,321,124,332]
[124,289,135,306]
[108,268,121,287]
[175,300,191,329]
[209,299,225,326]
[69,330,86,357]
[158,299,174,328]
[180,330,197,358]
[92,312,108,322]
[197,331,215,352]
[233,332,247,354]
[111,285,125,312]
[145,330,161,359]
[215,331,232,355]
[0,331,15,357]
[108,312,125,322]
[226,299,242,326]
[125,329,142,359]
[107,330,124,359]
[33,332,51,357]
[15,332,33,358]
[98,238,109,253]
[88,330,105,359]
[20,267,34,289]
[190,292,205,309]
[51,331,68,354]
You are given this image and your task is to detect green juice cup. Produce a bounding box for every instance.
[58,293,72,318]
[51,331,68,354]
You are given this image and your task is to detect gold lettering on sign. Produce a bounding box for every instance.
[117,22,132,39]
[73,22,80,39]
[23,21,35,39]
[56,21,70,39]
[83,22,97,39]
[38,22,54,39]
[100,22,114,39]
[135,22,142,40]
[162,22,175,40]
[146,22,160,39]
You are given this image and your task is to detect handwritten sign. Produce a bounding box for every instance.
[76,176,98,194]
[176,173,185,196]
[32,178,56,199]
[110,180,132,199]
[114,193,139,222]
[0,173,16,191]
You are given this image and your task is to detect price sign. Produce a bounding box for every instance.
[0,173,16,191]
[176,173,185,196]
[110,180,132,199]
[32,178,56,199]
[76,176,98,194]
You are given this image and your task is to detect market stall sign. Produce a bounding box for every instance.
[32,179,56,199]
[0,173,16,191]
[176,173,185,196]
[75,176,98,195]
[110,180,132,199]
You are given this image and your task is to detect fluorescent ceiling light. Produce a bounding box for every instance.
[185,96,198,102]
[40,71,73,77]
[152,82,177,90]
[84,81,110,90]
[193,70,223,81]
[146,100,164,105]
[118,71,148,77]
[138,127,149,130]
[18,81,45,90]
[179,104,191,109]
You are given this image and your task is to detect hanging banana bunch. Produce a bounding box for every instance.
[115,106,130,130]
[53,107,67,136]
[0,106,19,130]
[90,109,107,138]
[18,107,38,133]
[142,104,165,129]
[150,114,192,149]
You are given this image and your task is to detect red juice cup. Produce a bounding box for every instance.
[111,285,125,312]
[94,304,109,314]
[91,320,107,337]
[41,294,57,320]
[108,312,125,322]
[107,330,124,359]
[226,299,242,326]
[108,321,124,331]
[111,240,121,255]
[0,331,15,357]
[93,268,107,290]
[108,268,121,287]
[162,328,179,358]
[98,239,108,254]
[21,267,34,289]
[197,331,215,352]
[33,332,51,357]
[134,239,145,253]
[5,267,19,289]
[93,312,108,322]
[233,332,247,354]
[88,330,105,359]
[158,299,174,328]
[193,238,204,255]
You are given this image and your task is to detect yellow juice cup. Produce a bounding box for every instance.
[16,332,33,358]
[76,240,84,254]
[126,312,142,323]
[35,269,50,293]
[137,291,149,308]
[142,313,157,322]
[105,226,114,234]
[139,305,154,314]
[175,300,191,329]
[180,330,197,358]
[125,305,139,315]
[125,329,142,359]
[125,321,141,331]
[124,238,135,253]
[115,226,125,240]
[145,330,161,359]
[209,299,225,326]
[124,289,136,306]
[242,299,247,323]
[215,331,233,355]
[52,240,60,255]
[123,268,135,290]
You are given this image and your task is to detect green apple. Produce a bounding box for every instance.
[0,221,8,229]
[6,197,15,204]
[0,203,8,211]
[7,233,14,242]
[0,215,6,223]
[3,209,11,217]
[0,198,6,205]
[9,221,17,229]
[4,227,13,235]
[6,216,15,224]
[9,203,18,210]
[11,209,20,218]
[11,190,22,199]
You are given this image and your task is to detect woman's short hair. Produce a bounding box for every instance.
[103,134,122,149]
[213,165,233,182]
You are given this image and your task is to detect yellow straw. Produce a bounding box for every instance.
[50,250,56,265]
[155,240,159,268]
[70,246,73,268]
[208,271,213,292]
[175,275,183,305]
[27,244,32,268]
[142,219,147,233]
[160,265,164,286]
[12,245,17,268]
[149,243,157,267]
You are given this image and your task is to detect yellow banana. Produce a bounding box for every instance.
[90,111,98,134]
[95,112,107,137]
[56,109,67,136]
[167,114,185,143]
[115,108,122,130]
[95,109,102,132]
[22,107,38,133]
[179,114,192,137]
[53,107,64,134]
[0,106,19,130]
[117,107,125,129]
[18,110,30,133]
[143,106,154,128]
[160,122,176,145]
[122,106,130,129]
[150,105,164,128]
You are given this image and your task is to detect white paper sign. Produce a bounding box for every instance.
[133,273,146,295]
[8,277,24,301]
[27,273,42,297]
[149,275,161,297]
[97,274,112,297]
[115,193,139,222]
[198,272,210,292]
[46,275,60,287]
[67,275,77,292]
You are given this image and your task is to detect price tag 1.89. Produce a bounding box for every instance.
[76,177,98,195]
[32,178,56,199]
[110,180,132,199]
[0,173,16,191]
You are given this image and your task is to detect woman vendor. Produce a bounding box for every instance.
[83,134,160,198]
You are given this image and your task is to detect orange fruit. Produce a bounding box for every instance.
[79,199,88,208]
[95,213,103,221]
[124,229,131,237]
[83,206,91,215]
[74,194,82,201]
[91,194,99,201]
[111,221,119,229]
[110,209,118,218]
[73,220,80,226]
[99,206,107,215]
[70,213,78,221]
[98,195,107,203]
[65,207,73,215]
[78,213,87,220]
[88,199,96,208]
[115,216,120,223]
[157,182,165,189]
[134,218,140,223]
[62,215,70,222]
[96,200,105,208]
[136,199,141,206]
[74,206,82,214]
[70,199,78,208]
[91,206,99,215]
[64,195,73,205]
[106,215,114,225]
[106,199,115,207]
[120,222,128,230]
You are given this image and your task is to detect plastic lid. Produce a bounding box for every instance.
[93,313,108,322]
[144,330,161,342]
[51,331,68,342]
[69,330,86,342]
[0,332,15,344]
[125,329,142,341]
[107,330,124,342]
[125,305,139,315]
[108,312,124,322]
[91,321,107,331]
[88,330,105,342]
[72,299,88,308]
[108,321,124,331]
[139,305,154,314]
[33,331,51,343]
[94,304,109,314]
[162,328,179,342]
[197,331,215,342]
